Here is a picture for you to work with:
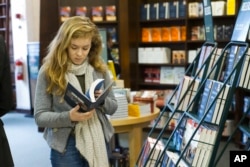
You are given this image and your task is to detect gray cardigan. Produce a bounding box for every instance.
[34,66,118,153]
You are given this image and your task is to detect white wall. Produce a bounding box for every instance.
[11,0,40,110]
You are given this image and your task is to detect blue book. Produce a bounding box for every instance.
[169,1,178,18]
[140,3,150,21]
[178,0,186,18]
[197,79,213,120]
[149,3,158,20]
[159,2,169,19]
[64,79,113,112]
[204,81,223,122]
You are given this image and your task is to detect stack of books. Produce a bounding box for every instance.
[110,92,129,119]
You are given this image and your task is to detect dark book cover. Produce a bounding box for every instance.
[140,3,150,21]
[178,0,186,18]
[197,79,213,120]
[64,80,113,112]
[149,3,158,20]
[205,81,223,123]
[169,1,178,18]
[159,2,169,19]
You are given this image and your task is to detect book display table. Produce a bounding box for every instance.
[110,108,160,167]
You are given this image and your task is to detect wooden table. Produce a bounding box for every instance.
[110,108,160,167]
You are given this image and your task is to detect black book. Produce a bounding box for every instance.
[64,79,114,112]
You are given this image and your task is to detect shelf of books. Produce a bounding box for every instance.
[136,0,250,166]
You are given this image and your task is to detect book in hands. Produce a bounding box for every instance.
[64,79,113,112]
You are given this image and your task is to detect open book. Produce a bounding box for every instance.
[64,79,114,112]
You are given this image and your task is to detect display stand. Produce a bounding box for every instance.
[136,0,250,166]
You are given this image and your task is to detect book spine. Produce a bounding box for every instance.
[205,81,223,123]
[215,84,230,125]
[197,79,213,120]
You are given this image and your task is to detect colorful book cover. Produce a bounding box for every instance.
[60,6,71,22]
[75,6,87,17]
[92,6,104,22]
[105,5,116,21]
[151,27,162,42]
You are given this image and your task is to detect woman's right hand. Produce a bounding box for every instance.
[69,105,95,122]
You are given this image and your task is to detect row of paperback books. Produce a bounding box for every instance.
[171,118,218,167]
[140,0,235,21]
[138,47,186,65]
[197,79,231,125]
[140,1,186,21]
[189,0,235,18]
[144,67,185,85]
[60,5,116,22]
[214,24,234,41]
[139,118,218,167]
[174,74,231,126]
[238,48,250,89]
[141,26,186,42]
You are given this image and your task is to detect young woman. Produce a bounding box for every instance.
[34,16,117,167]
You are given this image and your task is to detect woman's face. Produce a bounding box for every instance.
[68,37,92,65]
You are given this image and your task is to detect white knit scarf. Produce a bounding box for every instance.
[66,60,109,167]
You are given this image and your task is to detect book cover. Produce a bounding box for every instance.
[75,6,87,17]
[151,67,160,83]
[183,119,203,165]
[222,45,238,82]
[231,0,250,42]
[169,1,179,18]
[170,26,181,41]
[202,129,217,166]
[205,80,223,123]
[92,6,104,22]
[60,6,71,22]
[161,27,171,41]
[179,0,187,18]
[239,52,250,88]
[151,27,162,42]
[173,67,185,84]
[159,2,169,19]
[160,66,174,84]
[197,79,213,120]
[140,3,150,21]
[64,80,113,112]
[149,3,158,20]
[191,128,207,166]
[175,76,192,111]
[215,84,230,124]
[198,46,214,78]
[105,5,116,21]
[211,1,226,16]
[188,2,200,17]
[227,0,236,15]
[141,28,152,42]
[181,26,186,41]
[144,68,153,83]
[186,78,201,112]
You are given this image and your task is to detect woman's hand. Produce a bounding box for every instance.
[69,105,95,122]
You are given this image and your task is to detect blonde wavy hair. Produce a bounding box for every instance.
[42,16,107,95]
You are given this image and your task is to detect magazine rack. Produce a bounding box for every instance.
[136,41,248,167]
[136,0,250,166]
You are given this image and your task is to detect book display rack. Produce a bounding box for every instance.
[136,0,250,166]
